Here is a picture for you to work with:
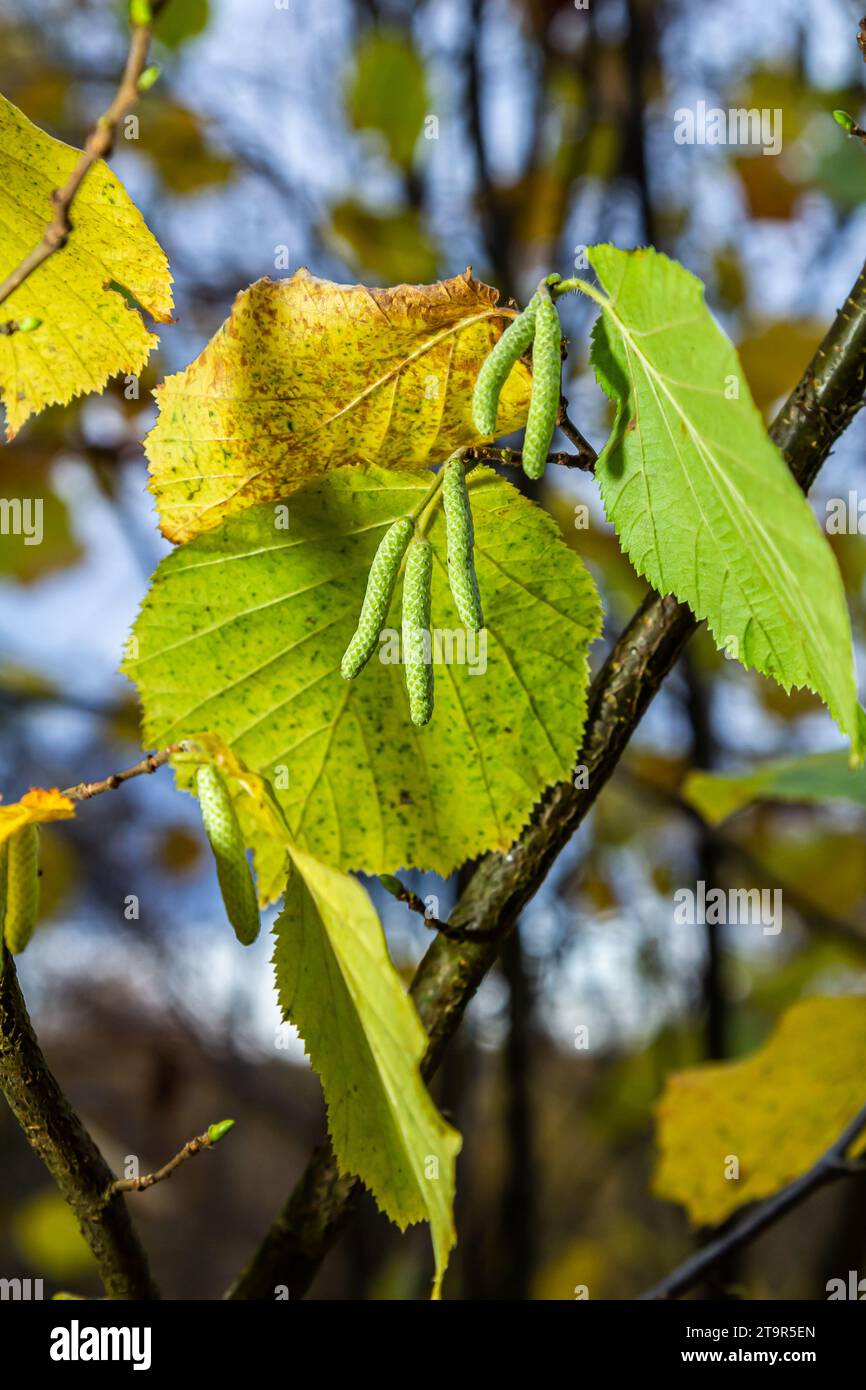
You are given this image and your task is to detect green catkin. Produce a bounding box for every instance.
[402,539,434,726]
[341,517,414,679]
[521,287,562,480]
[195,765,260,945]
[4,826,39,955]
[442,458,483,630]
[472,295,539,436]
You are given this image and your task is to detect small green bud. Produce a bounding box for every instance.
[378,873,406,899]
[17,316,42,333]
[129,0,153,26]
[207,1119,235,1145]
[137,64,161,93]
[833,109,857,133]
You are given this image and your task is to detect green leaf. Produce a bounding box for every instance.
[274,846,460,1297]
[347,29,428,170]
[683,746,866,825]
[0,94,173,438]
[125,464,602,878]
[653,996,866,1227]
[586,244,862,760]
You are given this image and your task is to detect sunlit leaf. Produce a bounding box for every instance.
[0,94,173,437]
[588,243,862,760]
[126,465,602,878]
[274,846,460,1297]
[146,268,531,543]
[0,787,75,844]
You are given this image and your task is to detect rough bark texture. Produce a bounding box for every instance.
[0,952,158,1299]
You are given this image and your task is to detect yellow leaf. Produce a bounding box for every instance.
[0,787,75,844]
[0,94,173,438]
[146,268,533,542]
[653,996,866,1227]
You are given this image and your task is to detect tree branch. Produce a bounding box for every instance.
[0,3,164,314]
[0,951,158,1298]
[227,257,866,1300]
[62,742,187,802]
[640,1099,866,1300]
[110,1120,234,1195]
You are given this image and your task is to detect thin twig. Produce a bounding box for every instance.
[109,1124,232,1196]
[381,874,501,942]
[557,398,598,471]
[62,743,186,802]
[0,4,163,314]
[640,1100,866,1300]
[469,405,597,475]
[470,445,594,472]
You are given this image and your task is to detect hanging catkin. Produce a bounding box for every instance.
[195,765,260,945]
[402,540,434,726]
[521,287,562,480]
[442,458,483,630]
[3,826,39,955]
[341,517,414,679]
[472,295,538,436]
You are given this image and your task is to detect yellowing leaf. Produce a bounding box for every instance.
[653,996,866,1227]
[0,94,173,438]
[0,787,75,844]
[274,847,460,1297]
[145,269,533,543]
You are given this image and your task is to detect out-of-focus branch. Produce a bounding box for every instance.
[0,2,165,314]
[640,1099,866,1300]
[0,951,158,1299]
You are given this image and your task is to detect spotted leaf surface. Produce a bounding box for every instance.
[125,464,602,877]
[0,94,173,438]
[146,268,533,542]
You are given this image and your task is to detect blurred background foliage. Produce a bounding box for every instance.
[2,0,866,1300]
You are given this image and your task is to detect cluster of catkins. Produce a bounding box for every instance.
[0,826,40,954]
[340,457,483,727]
[472,277,562,478]
[340,278,562,727]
